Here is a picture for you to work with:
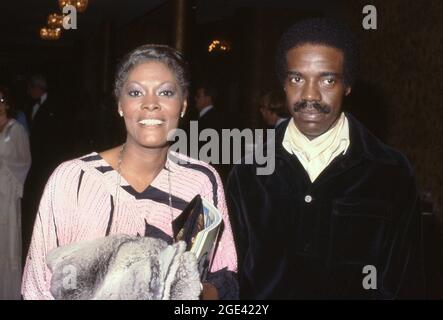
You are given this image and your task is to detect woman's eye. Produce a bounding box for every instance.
[159,90,174,97]
[324,79,335,85]
[128,90,143,97]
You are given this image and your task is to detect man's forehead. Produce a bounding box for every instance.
[286,44,345,70]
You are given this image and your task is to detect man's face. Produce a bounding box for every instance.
[28,85,45,100]
[260,107,277,127]
[194,88,211,111]
[284,44,351,140]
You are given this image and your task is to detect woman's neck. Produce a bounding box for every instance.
[119,141,169,191]
[0,118,10,134]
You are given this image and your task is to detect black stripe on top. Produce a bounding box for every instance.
[105,195,115,236]
[95,166,114,174]
[121,185,188,211]
[52,214,60,247]
[168,153,219,208]
[80,154,102,162]
[77,169,85,202]
[144,220,173,244]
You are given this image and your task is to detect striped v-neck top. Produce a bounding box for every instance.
[22,151,238,299]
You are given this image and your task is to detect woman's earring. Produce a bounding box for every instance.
[180,111,185,118]
[119,110,124,117]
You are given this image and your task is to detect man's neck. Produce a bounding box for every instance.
[303,114,343,141]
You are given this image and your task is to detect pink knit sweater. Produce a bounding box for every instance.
[22,151,238,299]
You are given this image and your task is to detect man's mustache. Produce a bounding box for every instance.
[292,100,332,114]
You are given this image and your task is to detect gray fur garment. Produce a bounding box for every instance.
[46,235,202,300]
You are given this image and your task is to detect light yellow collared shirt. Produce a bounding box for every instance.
[282,112,350,182]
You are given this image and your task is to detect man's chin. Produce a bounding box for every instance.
[294,122,329,140]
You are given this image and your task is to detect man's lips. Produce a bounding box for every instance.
[297,110,324,121]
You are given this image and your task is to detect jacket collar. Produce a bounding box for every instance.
[275,112,399,167]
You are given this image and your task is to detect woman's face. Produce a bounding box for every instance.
[0,92,8,130]
[118,61,187,149]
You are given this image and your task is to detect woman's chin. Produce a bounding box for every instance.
[138,139,169,149]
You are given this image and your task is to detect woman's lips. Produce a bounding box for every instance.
[138,119,165,126]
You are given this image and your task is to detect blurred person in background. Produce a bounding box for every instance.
[0,86,31,299]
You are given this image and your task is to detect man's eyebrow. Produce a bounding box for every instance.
[286,71,302,77]
[319,72,341,78]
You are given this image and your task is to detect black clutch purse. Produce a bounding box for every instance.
[172,194,205,251]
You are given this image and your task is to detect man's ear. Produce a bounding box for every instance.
[345,86,352,96]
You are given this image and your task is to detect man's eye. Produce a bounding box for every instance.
[159,90,174,97]
[324,79,335,85]
[128,90,142,97]
[290,76,302,83]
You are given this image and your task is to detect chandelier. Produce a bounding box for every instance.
[40,27,61,40]
[58,0,89,13]
[47,13,64,28]
[208,40,231,53]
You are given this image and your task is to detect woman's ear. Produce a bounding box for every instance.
[180,100,188,118]
[118,102,123,117]
[345,86,352,96]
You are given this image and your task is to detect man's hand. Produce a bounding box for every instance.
[201,282,219,300]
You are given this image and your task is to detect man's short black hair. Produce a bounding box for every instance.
[275,18,359,87]
[196,83,217,100]
[29,74,48,90]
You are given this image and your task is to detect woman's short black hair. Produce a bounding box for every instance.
[114,44,190,100]
[275,18,359,87]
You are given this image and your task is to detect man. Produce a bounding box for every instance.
[226,18,424,299]
[259,90,289,128]
[22,75,63,260]
[25,75,61,161]
[194,84,224,131]
[192,83,232,182]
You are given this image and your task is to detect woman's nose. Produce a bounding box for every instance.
[141,93,160,111]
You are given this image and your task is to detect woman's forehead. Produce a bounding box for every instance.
[129,61,173,75]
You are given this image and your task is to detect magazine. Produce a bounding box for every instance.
[172,195,223,280]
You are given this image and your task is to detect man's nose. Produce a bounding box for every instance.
[301,80,321,102]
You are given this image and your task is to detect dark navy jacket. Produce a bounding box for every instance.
[226,113,425,299]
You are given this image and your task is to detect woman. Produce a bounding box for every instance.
[0,86,31,299]
[22,45,238,299]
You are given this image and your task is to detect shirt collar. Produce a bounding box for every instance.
[282,112,350,159]
[275,117,289,128]
[40,92,48,105]
[199,104,214,118]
